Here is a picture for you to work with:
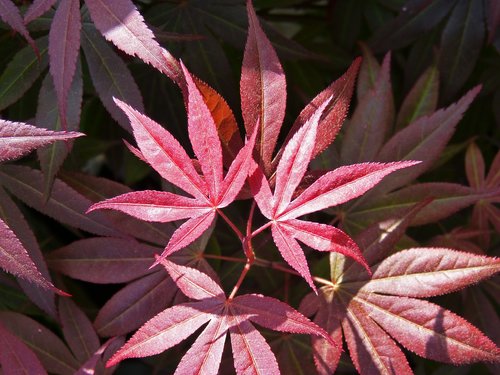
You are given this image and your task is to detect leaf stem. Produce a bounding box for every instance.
[217,208,244,241]
[250,221,272,238]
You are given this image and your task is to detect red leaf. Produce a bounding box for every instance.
[356,294,500,364]
[84,0,181,83]
[47,238,159,284]
[281,219,369,273]
[106,300,218,366]
[182,62,224,200]
[174,316,229,375]
[0,311,80,374]
[240,0,286,173]
[194,77,243,166]
[218,125,258,207]
[280,57,361,163]
[0,0,37,52]
[158,210,216,261]
[59,298,100,363]
[271,222,316,291]
[375,86,481,192]
[0,186,57,317]
[0,165,121,237]
[273,98,329,215]
[48,0,81,129]
[361,248,500,298]
[0,119,83,163]
[229,316,280,375]
[81,24,144,132]
[160,258,225,300]
[281,161,419,220]
[113,98,209,200]
[342,300,412,375]
[94,271,175,337]
[24,0,57,24]
[232,294,337,348]
[0,217,60,294]
[88,190,212,223]
[341,53,394,164]
[0,321,47,375]
[37,60,83,199]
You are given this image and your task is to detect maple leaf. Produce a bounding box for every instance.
[465,142,500,247]
[248,96,419,291]
[0,119,82,295]
[0,0,37,53]
[300,205,500,374]
[88,62,257,265]
[107,259,335,374]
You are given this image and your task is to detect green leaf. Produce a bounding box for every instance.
[0,36,48,110]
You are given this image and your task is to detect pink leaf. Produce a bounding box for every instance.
[24,0,57,24]
[48,0,81,129]
[232,294,336,348]
[271,223,316,292]
[0,187,57,317]
[0,217,61,294]
[281,161,419,220]
[280,57,361,163]
[59,298,100,363]
[0,119,83,163]
[94,271,174,337]
[106,300,219,366]
[229,316,280,375]
[273,98,330,216]
[361,248,500,298]
[357,294,500,364]
[158,210,216,261]
[160,259,225,300]
[88,190,212,223]
[0,321,47,375]
[113,98,208,200]
[240,0,286,173]
[218,125,258,207]
[174,316,228,375]
[182,62,224,200]
[47,238,159,284]
[248,160,274,219]
[84,0,181,83]
[0,0,37,52]
[343,300,412,375]
[281,219,369,274]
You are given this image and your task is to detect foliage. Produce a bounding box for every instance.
[0,0,498,374]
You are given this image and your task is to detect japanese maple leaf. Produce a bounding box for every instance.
[248,98,419,291]
[465,142,500,247]
[0,119,82,294]
[88,62,257,264]
[300,205,500,374]
[107,259,335,374]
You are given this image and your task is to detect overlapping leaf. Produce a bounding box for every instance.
[89,63,257,264]
[250,96,418,290]
[107,259,335,373]
[301,224,500,374]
